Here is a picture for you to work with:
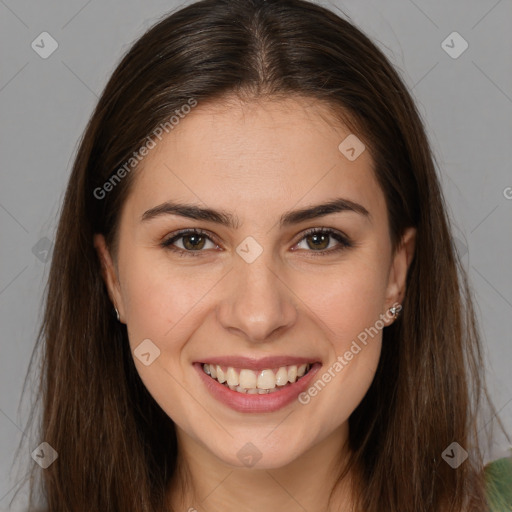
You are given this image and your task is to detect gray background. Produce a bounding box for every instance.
[1,0,511,509]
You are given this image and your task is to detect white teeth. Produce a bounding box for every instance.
[226,367,239,387]
[275,367,288,386]
[239,369,257,389]
[216,366,226,383]
[202,363,313,394]
[257,369,276,389]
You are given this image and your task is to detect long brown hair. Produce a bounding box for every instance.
[12,0,501,510]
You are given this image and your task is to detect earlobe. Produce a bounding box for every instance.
[93,233,124,320]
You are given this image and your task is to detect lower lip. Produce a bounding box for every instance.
[194,362,322,413]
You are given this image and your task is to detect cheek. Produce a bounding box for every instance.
[118,254,211,428]
[291,255,387,415]
[119,252,224,409]
[120,251,213,343]
[293,256,389,343]
[297,267,385,433]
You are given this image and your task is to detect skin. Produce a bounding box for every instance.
[94,95,416,512]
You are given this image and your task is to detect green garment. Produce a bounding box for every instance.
[485,456,512,511]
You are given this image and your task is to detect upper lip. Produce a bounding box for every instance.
[196,356,319,371]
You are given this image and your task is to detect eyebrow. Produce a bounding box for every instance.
[140,197,371,228]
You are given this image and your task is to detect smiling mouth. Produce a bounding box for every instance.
[201,363,314,394]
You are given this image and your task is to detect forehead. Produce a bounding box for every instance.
[122,95,385,226]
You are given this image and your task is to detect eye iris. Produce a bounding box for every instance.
[307,232,329,250]
[183,234,206,250]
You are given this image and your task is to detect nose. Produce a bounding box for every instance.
[216,252,298,343]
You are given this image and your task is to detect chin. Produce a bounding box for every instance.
[204,431,313,470]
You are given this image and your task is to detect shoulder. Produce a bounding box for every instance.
[484,456,512,511]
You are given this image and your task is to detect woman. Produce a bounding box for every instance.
[13,0,511,510]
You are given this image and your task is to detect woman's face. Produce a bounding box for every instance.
[95,96,415,470]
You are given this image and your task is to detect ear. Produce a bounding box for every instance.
[93,233,125,323]
[384,226,416,321]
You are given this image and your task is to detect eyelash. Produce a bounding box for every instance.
[160,227,352,258]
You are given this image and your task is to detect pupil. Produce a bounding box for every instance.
[185,235,204,250]
[309,233,328,250]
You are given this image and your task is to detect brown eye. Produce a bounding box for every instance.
[294,228,352,255]
[161,229,218,255]
[181,233,207,250]
[305,232,330,251]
